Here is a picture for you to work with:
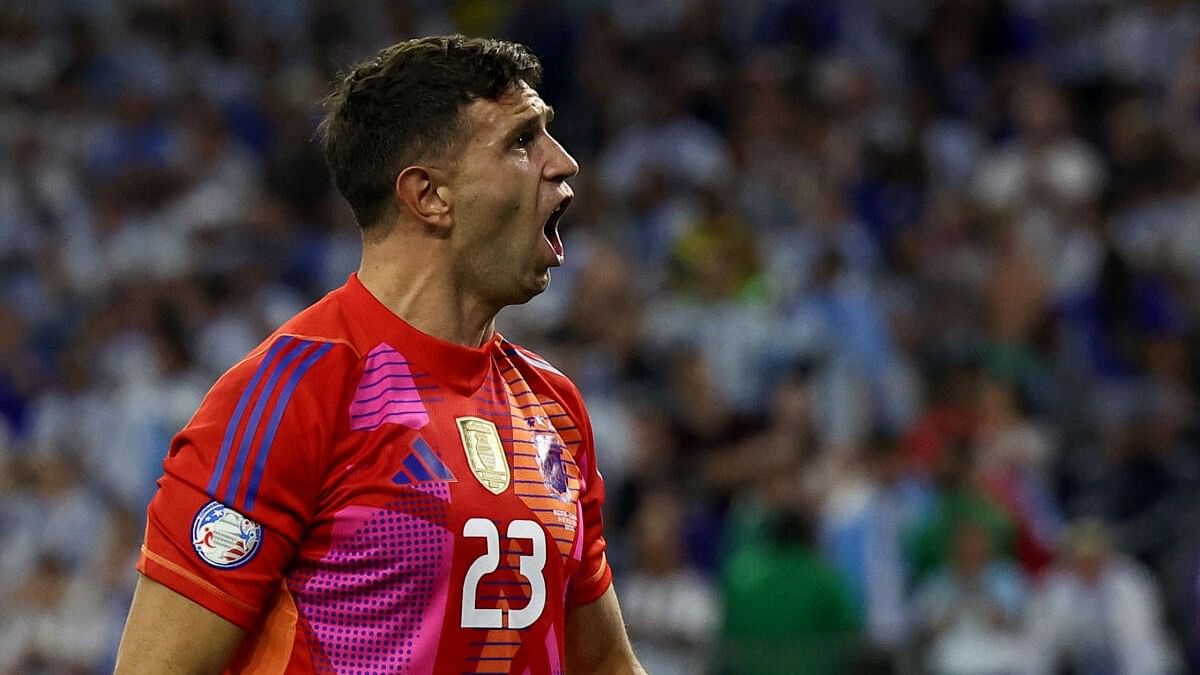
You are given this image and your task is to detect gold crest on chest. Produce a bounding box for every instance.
[456,416,510,495]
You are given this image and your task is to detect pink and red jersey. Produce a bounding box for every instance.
[138,273,611,674]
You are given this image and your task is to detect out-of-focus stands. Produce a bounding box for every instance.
[1,1,1199,672]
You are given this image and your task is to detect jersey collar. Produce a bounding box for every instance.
[343,273,500,392]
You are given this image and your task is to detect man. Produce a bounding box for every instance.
[1028,519,1179,674]
[115,35,645,675]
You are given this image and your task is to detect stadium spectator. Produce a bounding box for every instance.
[621,489,718,675]
[911,519,1030,675]
[0,1,1199,671]
[1028,519,1180,675]
[819,433,934,651]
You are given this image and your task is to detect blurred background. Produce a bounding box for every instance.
[1,0,1199,673]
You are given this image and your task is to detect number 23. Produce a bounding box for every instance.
[461,518,547,629]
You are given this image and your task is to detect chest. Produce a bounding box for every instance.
[281,364,587,664]
[308,366,585,564]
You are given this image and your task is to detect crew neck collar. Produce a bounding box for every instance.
[343,273,501,392]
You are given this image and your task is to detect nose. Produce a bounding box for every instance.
[543,133,579,182]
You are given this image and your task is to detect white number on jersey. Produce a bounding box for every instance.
[460,518,547,629]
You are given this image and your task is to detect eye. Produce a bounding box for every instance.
[514,131,534,149]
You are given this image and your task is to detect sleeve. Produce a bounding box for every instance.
[137,336,352,630]
[564,390,613,607]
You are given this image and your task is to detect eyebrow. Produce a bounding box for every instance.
[506,105,555,144]
[519,105,555,129]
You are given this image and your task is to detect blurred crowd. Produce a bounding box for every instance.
[1,0,1200,673]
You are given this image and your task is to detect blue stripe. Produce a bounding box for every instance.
[357,372,438,390]
[223,339,311,505]
[350,397,428,417]
[413,438,454,480]
[354,385,435,405]
[244,342,333,510]
[402,454,433,482]
[348,409,426,426]
[207,337,294,495]
[392,469,413,485]
[361,357,408,374]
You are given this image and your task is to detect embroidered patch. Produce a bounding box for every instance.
[192,501,262,568]
[456,416,509,495]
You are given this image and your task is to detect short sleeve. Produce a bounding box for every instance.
[566,396,613,607]
[137,336,351,630]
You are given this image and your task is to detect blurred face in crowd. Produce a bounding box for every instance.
[446,81,578,307]
[1071,547,1108,586]
[1066,522,1114,586]
[951,521,993,580]
[633,491,685,575]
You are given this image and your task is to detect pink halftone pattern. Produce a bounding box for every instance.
[571,500,585,561]
[545,623,562,675]
[350,343,428,430]
[289,484,453,674]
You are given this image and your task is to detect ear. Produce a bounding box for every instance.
[395,166,453,229]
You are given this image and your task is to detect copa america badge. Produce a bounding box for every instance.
[192,501,262,568]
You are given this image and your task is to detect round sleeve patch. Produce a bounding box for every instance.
[192,501,263,568]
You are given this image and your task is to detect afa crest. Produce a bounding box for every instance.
[534,432,571,501]
[457,416,509,495]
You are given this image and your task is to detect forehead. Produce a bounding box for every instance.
[463,81,549,137]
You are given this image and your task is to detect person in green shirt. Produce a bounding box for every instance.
[906,442,1016,581]
[722,507,861,674]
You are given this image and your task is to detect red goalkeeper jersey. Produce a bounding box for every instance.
[138,273,611,674]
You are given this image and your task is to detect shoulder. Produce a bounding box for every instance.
[501,341,585,409]
[271,284,366,360]
[1110,556,1160,593]
[223,285,367,386]
[502,341,570,381]
[193,333,360,426]
[195,290,367,426]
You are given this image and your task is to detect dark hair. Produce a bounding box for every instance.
[320,35,543,228]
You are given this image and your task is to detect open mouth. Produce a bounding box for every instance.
[542,195,571,260]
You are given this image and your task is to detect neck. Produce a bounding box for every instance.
[357,231,498,348]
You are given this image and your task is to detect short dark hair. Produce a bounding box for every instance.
[320,35,543,228]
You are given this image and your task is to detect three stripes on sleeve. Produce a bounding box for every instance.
[206,337,334,512]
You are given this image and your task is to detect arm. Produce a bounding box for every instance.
[566,585,646,675]
[114,575,244,675]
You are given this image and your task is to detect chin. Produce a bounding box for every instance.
[518,270,552,303]
[495,273,550,308]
